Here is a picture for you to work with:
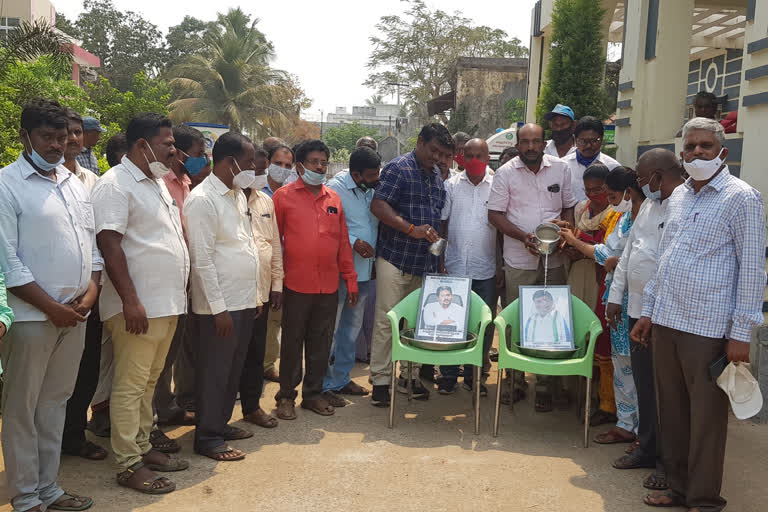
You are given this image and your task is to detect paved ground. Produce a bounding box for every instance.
[1,365,766,511]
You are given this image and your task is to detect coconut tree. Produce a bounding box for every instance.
[0,18,72,78]
[167,8,291,134]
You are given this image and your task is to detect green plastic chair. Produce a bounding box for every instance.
[387,289,492,434]
[492,296,603,446]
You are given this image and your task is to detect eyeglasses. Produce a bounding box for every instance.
[576,137,602,146]
[304,159,329,168]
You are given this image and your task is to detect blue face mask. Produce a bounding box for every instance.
[26,134,63,172]
[642,183,661,201]
[300,165,327,186]
[180,151,208,175]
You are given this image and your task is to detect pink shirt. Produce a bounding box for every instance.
[487,154,577,271]
[163,171,192,237]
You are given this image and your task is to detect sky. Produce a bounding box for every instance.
[53,0,539,121]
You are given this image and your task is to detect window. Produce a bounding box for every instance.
[0,17,21,41]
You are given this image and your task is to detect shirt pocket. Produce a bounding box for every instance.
[318,211,341,238]
[79,201,96,232]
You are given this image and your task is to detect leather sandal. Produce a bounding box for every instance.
[300,397,335,416]
[276,398,296,420]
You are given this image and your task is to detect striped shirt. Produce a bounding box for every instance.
[641,167,766,342]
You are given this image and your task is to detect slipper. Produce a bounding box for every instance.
[62,440,108,461]
[143,451,190,472]
[594,427,636,444]
[223,425,253,441]
[338,381,369,396]
[301,397,335,416]
[243,409,278,428]
[149,429,181,454]
[116,462,176,495]
[48,492,94,511]
[644,472,670,491]
[535,391,553,413]
[626,439,640,454]
[612,451,656,469]
[276,399,297,420]
[321,391,347,408]
[643,491,685,508]
[196,445,245,462]
[590,409,618,427]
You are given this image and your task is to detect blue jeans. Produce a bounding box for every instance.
[441,277,497,383]
[323,279,374,392]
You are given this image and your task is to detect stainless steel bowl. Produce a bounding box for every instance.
[534,222,561,255]
[428,238,447,256]
[400,328,477,351]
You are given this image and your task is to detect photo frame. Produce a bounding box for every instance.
[414,274,472,342]
[518,285,575,350]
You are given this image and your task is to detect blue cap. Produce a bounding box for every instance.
[544,104,575,121]
[83,116,106,133]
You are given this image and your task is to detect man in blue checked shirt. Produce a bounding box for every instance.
[322,147,381,401]
[631,117,766,512]
[368,123,451,406]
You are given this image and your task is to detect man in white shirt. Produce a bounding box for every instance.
[606,149,684,486]
[184,133,263,461]
[562,116,620,201]
[0,99,101,511]
[92,113,190,495]
[488,123,577,411]
[439,138,499,395]
[423,286,465,327]
[524,290,569,345]
[543,104,576,159]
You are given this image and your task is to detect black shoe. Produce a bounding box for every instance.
[396,378,430,400]
[371,385,391,407]
[86,409,111,438]
[419,364,437,383]
[437,378,458,395]
[463,381,488,397]
[489,347,499,362]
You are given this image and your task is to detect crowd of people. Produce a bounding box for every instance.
[0,97,763,512]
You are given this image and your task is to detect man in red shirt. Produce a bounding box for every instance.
[272,140,358,420]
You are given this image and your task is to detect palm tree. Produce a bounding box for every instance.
[167,8,290,134]
[365,94,384,106]
[0,18,72,78]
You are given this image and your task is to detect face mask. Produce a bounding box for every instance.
[551,128,572,146]
[588,191,608,204]
[250,174,268,191]
[268,163,288,183]
[300,164,327,186]
[25,134,63,171]
[180,150,208,175]
[613,193,632,213]
[143,143,171,179]
[464,158,487,176]
[642,183,661,201]
[230,160,256,189]
[453,153,465,168]
[682,148,725,181]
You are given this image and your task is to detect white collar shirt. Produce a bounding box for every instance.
[91,156,189,321]
[607,198,667,318]
[487,155,578,271]
[562,151,620,202]
[247,188,283,304]
[184,174,261,315]
[544,139,575,158]
[423,301,465,327]
[441,171,497,280]
[73,161,99,193]
[0,155,103,321]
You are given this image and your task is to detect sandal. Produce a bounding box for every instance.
[63,440,108,461]
[158,409,196,426]
[116,462,176,495]
[300,397,335,416]
[149,429,181,454]
[612,450,656,469]
[594,427,636,444]
[276,398,297,420]
[243,408,278,428]
[142,450,190,472]
[500,388,526,405]
[590,409,618,427]
[48,492,94,511]
[643,490,685,508]
[264,367,280,382]
[321,391,347,408]
[644,471,670,491]
[223,425,253,440]
[626,439,640,454]
[197,445,245,462]
[534,391,553,413]
[338,381,369,396]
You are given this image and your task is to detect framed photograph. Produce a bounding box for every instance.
[519,285,575,350]
[415,274,472,342]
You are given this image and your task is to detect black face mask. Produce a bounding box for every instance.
[551,128,573,146]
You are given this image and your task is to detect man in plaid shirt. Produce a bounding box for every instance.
[368,123,452,406]
[75,116,105,175]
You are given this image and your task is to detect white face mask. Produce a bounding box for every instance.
[682,148,725,181]
[250,174,268,191]
[143,144,171,179]
[231,160,256,189]
[267,163,288,183]
[612,193,632,213]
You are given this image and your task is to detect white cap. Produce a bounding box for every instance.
[716,362,763,420]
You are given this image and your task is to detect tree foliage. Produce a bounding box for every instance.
[365,0,528,121]
[164,16,217,67]
[322,122,379,153]
[535,0,609,124]
[0,19,73,79]
[504,98,526,126]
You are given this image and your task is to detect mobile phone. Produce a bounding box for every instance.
[709,352,728,381]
